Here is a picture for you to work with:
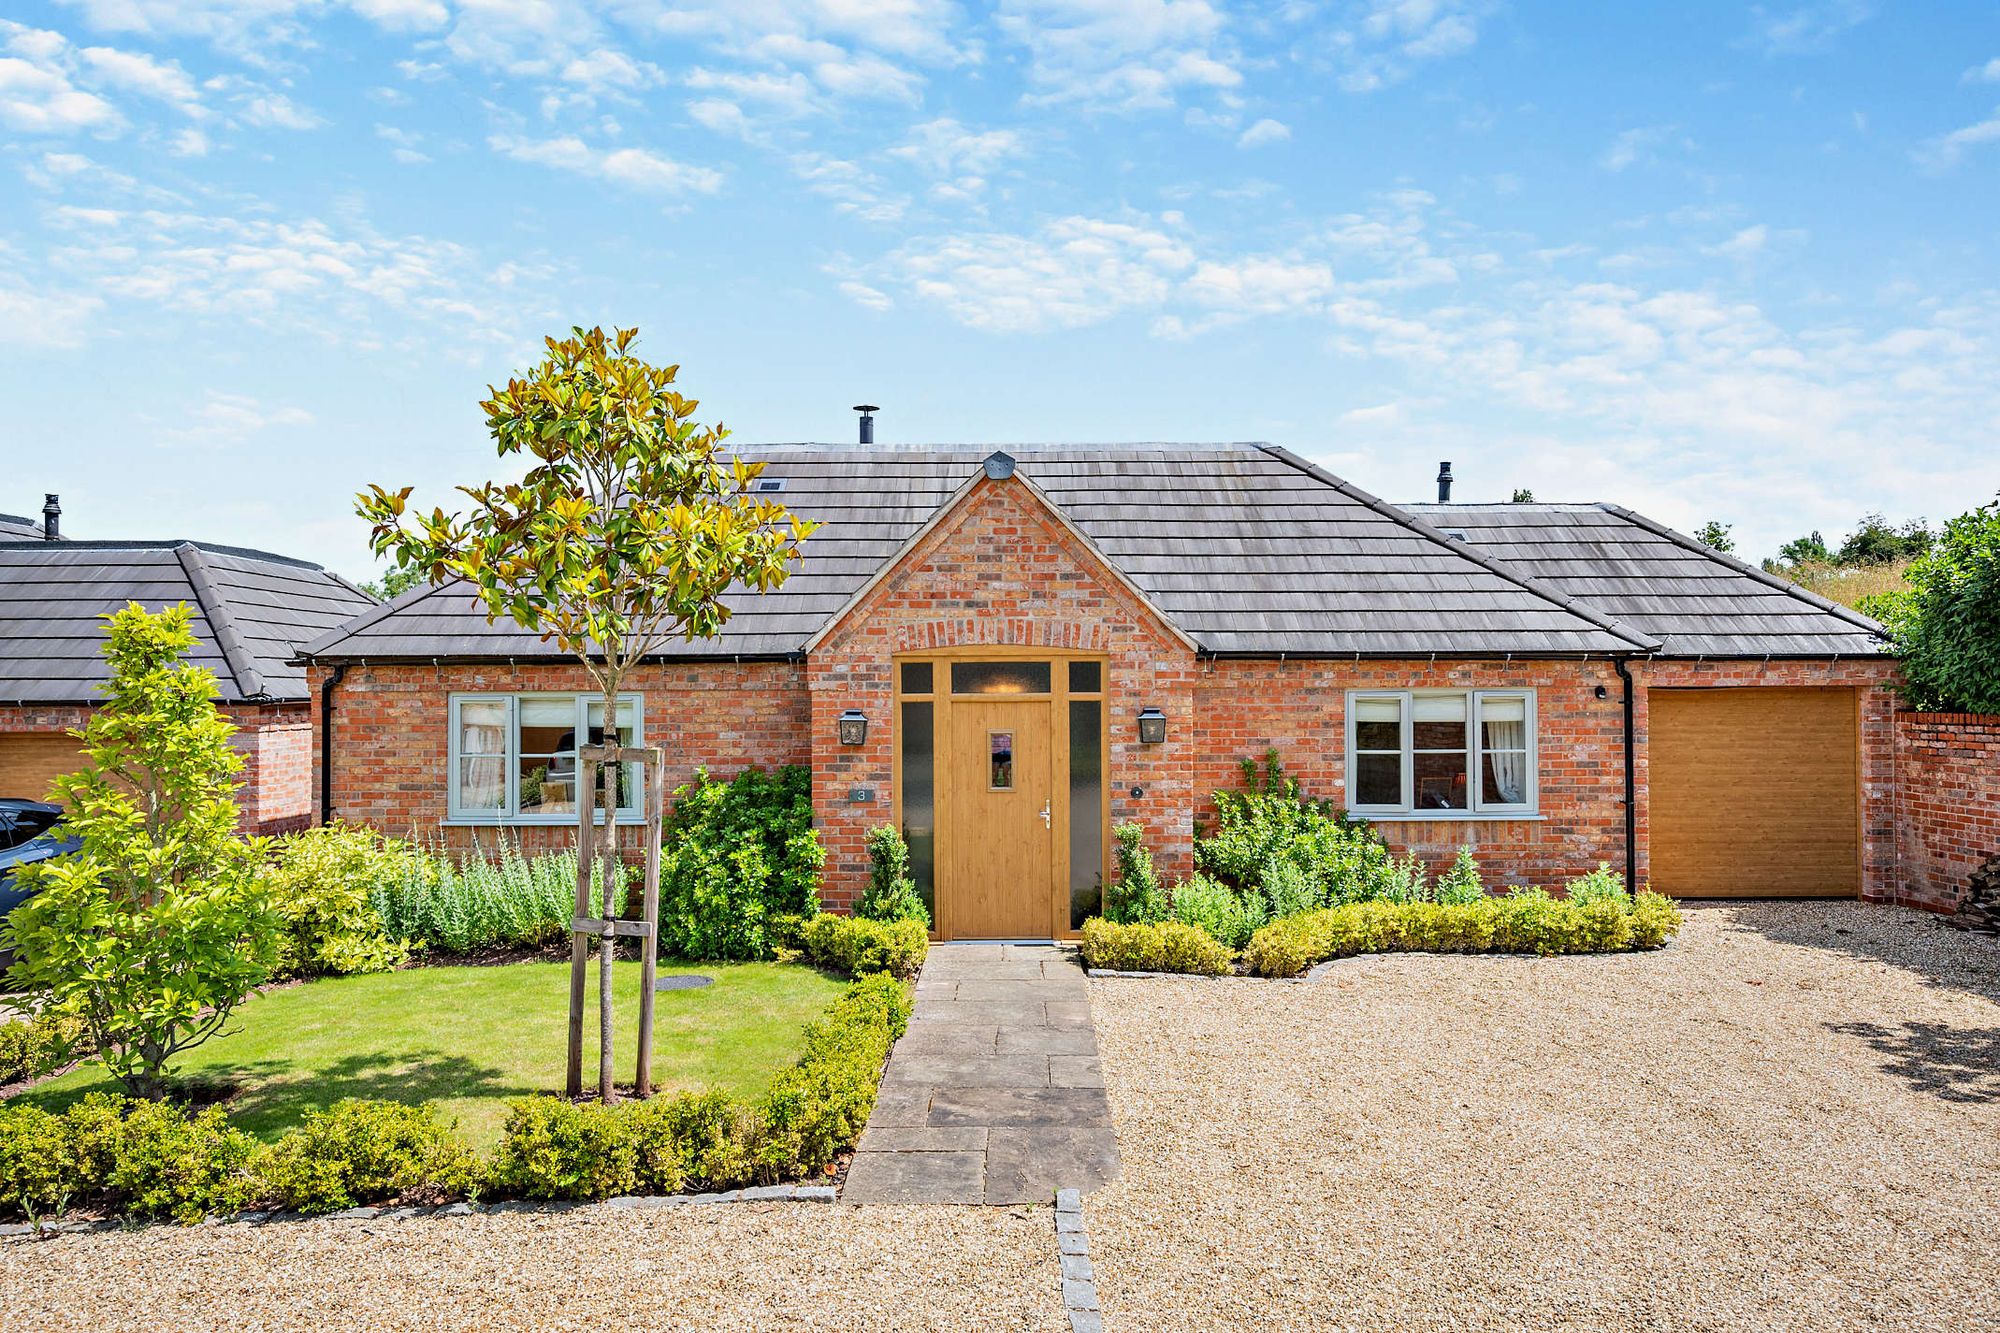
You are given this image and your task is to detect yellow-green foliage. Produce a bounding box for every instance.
[265,823,413,979]
[0,1007,87,1084]
[256,1099,478,1214]
[797,913,928,978]
[1080,918,1235,976]
[751,971,909,1180]
[1241,890,1684,978]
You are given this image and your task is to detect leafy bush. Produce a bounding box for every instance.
[1562,862,1631,907]
[486,1097,638,1201]
[797,913,928,979]
[751,971,910,1181]
[257,1100,478,1214]
[1105,823,1168,924]
[374,843,622,955]
[856,825,929,926]
[71,1095,260,1224]
[3,605,281,1100]
[625,1090,744,1194]
[1377,853,1430,904]
[1241,890,1685,977]
[0,1006,87,1085]
[1865,494,2000,713]
[1079,918,1235,976]
[1195,753,1400,915]
[265,823,412,979]
[1168,872,1268,949]
[1433,849,1486,905]
[659,765,824,960]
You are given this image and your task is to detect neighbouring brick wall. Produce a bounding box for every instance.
[1892,712,2000,913]
[1,700,312,835]
[1629,659,1902,902]
[311,660,809,855]
[808,474,1200,910]
[1193,658,1629,888]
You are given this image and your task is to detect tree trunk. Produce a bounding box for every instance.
[597,759,619,1105]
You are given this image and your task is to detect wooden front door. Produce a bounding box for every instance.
[941,698,1054,938]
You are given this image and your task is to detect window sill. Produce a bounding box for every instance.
[1346,811,1546,823]
[441,816,651,828]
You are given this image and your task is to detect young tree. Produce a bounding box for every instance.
[1694,520,1735,554]
[1837,512,1932,566]
[1510,488,1535,503]
[356,326,815,1102]
[1777,531,1831,566]
[1865,494,2000,713]
[2,605,280,1100]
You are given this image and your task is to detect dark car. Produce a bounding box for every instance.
[0,800,78,970]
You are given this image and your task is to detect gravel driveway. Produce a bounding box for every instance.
[3,902,1994,1331]
[1085,902,2000,1332]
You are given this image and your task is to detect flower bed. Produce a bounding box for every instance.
[0,972,911,1225]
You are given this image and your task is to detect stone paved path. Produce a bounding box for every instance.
[842,943,1120,1205]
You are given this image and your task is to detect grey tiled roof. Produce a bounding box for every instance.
[0,541,377,705]
[1410,503,1888,657]
[0,514,49,541]
[299,444,1656,662]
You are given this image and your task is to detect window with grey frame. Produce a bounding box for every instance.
[1345,689,1537,816]
[448,693,643,823]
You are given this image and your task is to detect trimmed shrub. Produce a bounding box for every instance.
[87,1096,258,1223]
[1241,890,1685,978]
[659,765,824,960]
[0,1103,76,1220]
[257,1100,478,1214]
[856,825,929,927]
[1105,823,1169,924]
[625,1091,744,1194]
[751,971,910,1181]
[486,1098,638,1202]
[0,1007,87,1085]
[265,823,412,979]
[797,913,928,979]
[1079,918,1235,976]
[1168,872,1267,949]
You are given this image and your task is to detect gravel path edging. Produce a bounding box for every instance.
[0,1183,839,1241]
[1054,1187,1104,1333]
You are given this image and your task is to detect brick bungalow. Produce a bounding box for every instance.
[297,444,1898,939]
[0,501,375,834]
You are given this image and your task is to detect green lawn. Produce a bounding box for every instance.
[10,960,846,1147]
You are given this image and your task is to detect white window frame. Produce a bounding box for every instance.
[1343,688,1539,819]
[447,692,646,825]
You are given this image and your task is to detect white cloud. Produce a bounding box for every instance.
[240,91,324,130]
[160,391,312,449]
[837,278,893,311]
[170,126,210,156]
[1916,108,2000,171]
[1324,0,1484,94]
[1237,117,1289,148]
[892,117,1025,177]
[560,47,664,92]
[643,0,966,64]
[1965,58,2000,84]
[1704,224,1768,260]
[1744,1,1872,56]
[998,0,1241,111]
[79,46,202,112]
[0,23,121,134]
[349,0,450,33]
[791,151,907,221]
[1601,125,1685,171]
[0,279,104,347]
[489,134,725,194]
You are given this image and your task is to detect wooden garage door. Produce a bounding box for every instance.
[1650,687,1859,898]
[0,734,88,804]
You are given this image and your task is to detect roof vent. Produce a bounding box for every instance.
[982,451,1016,480]
[1435,461,1453,504]
[853,404,878,445]
[752,477,786,493]
[1441,528,1469,542]
[42,493,60,541]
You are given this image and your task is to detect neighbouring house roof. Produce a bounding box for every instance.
[298,444,1663,663]
[1410,503,1888,658]
[0,541,377,705]
[0,513,52,541]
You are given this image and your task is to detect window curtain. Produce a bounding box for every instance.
[1481,696,1528,804]
[457,700,508,811]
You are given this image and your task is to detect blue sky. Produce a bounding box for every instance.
[3,1,1997,581]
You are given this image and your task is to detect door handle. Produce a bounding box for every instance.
[1039,802,1051,828]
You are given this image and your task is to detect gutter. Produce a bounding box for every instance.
[1614,655,1638,891]
[319,663,346,826]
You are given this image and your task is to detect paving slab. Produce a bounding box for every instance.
[847,943,1121,1204]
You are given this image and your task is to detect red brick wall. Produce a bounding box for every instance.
[1193,658,1628,888]
[1629,659,1902,902]
[1892,712,2000,913]
[806,474,1200,908]
[0,700,311,835]
[310,660,809,854]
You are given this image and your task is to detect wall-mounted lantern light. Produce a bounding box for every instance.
[837,709,868,746]
[1137,707,1167,745]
